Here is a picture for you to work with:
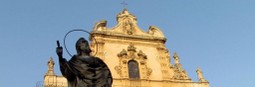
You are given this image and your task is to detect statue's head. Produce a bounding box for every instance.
[75,37,92,55]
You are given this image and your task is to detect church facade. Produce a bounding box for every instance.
[43,9,209,87]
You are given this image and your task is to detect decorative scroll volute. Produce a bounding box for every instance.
[117,49,128,57]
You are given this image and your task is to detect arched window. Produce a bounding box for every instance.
[128,60,140,79]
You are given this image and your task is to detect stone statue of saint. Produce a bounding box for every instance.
[196,68,207,82]
[56,37,112,87]
[173,52,180,64]
[48,58,54,71]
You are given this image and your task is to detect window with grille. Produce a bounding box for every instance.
[128,60,140,79]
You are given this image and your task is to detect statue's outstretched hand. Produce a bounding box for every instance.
[56,46,63,57]
[56,40,63,57]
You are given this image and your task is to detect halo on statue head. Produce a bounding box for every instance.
[63,29,98,57]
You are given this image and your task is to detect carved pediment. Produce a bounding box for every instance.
[117,44,147,60]
[92,8,166,40]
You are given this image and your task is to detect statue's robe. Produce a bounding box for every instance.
[59,55,112,87]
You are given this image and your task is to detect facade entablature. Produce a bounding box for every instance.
[91,30,166,43]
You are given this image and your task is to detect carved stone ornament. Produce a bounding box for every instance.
[46,57,55,75]
[115,44,152,79]
[146,67,152,76]
[173,69,189,80]
[115,66,122,74]
[123,21,134,35]
[137,50,147,59]
[117,49,127,57]
[48,57,55,71]
[172,52,191,80]
[127,44,136,52]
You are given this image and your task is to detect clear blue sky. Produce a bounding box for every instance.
[0,0,254,87]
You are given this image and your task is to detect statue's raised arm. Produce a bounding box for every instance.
[56,40,63,59]
[56,40,76,81]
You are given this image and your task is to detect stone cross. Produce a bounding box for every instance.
[121,1,128,8]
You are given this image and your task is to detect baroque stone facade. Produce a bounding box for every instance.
[43,8,209,87]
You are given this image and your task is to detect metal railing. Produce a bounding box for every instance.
[36,81,44,87]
